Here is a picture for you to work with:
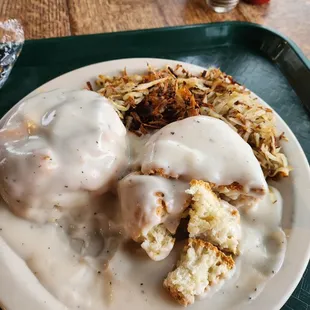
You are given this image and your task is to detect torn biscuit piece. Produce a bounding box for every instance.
[215,183,263,209]
[164,238,234,306]
[186,180,241,255]
[118,173,190,260]
[141,224,175,261]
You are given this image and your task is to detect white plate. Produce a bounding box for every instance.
[0,58,310,310]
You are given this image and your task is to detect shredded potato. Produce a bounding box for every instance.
[87,65,291,178]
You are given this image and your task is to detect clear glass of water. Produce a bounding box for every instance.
[0,19,24,89]
[206,0,240,13]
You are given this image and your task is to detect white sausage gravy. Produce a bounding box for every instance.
[0,89,286,310]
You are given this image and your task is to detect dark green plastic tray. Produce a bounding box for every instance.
[0,21,309,310]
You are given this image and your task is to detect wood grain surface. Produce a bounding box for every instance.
[0,0,309,55]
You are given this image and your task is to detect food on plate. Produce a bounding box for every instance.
[91,65,290,178]
[163,238,235,306]
[120,115,254,261]
[0,89,127,223]
[138,115,268,208]
[186,180,241,255]
[118,172,190,260]
[140,224,175,261]
[0,63,291,310]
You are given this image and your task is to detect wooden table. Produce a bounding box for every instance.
[1,0,309,57]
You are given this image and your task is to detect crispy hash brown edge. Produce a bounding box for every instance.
[86,64,291,179]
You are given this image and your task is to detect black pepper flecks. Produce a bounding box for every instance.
[170,131,175,135]
[140,283,144,286]
[64,185,68,188]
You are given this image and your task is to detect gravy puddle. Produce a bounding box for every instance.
[0,187,286,310]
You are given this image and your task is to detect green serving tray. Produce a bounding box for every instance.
[0,21,309,310]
